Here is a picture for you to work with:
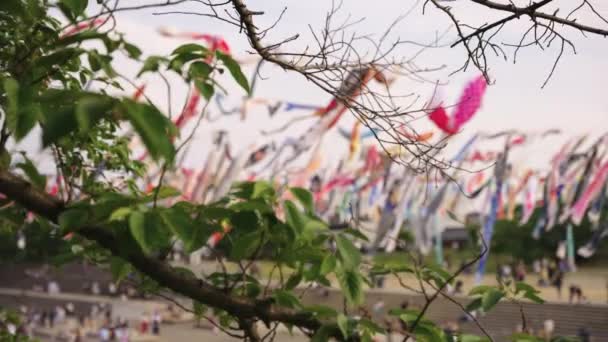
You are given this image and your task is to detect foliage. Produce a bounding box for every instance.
[0,308,34,341]
[489,206,607,265]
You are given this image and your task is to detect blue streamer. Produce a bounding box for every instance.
[337,126,381,140]
[284,102,323,111]
[476,146,509,283]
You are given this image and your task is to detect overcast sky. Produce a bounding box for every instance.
[56,0,608,177]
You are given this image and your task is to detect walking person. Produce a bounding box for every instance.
[152,310,161,335]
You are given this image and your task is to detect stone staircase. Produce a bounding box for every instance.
[299,289,608,341]
[2,262,607,341]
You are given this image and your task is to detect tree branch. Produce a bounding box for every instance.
[469,0,608,36]
[0,169,351,340]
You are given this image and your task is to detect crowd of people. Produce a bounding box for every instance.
[493,257,595,304]
[6,302,114,341]
[4,301,173,341]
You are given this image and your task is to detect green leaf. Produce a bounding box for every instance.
[109,207,132,221]
[336,268,363,306]
[285,272,303,290]
[230,231,262,260]
[172,43,209,56]
[230,210,259,232]
[174,266,196,279]
[15,104,40,140]
[3,78,19,128]
[516,281,545,303]
[272,290,301,309]
[242,282,261,298]
[320,254,337,275]
[40,92,114,145]
[469,285,493,296]
[422,264,452,288]
[231,181,255,199]
[38,47,84,70]
[193,301,207,319]
[303,305,337,319]
[414,321,444,342]
[335,235,361,270]
[95,53,116,77]
[289,187,314,214]
[359,318,385,334]
[41,105,77,146]
[0,1,26,16]
[123,42,142,59]
[129,211,149,253]
[342,228,369,242]
[523,291,544,304]
[3,78,39,140]
[369,260,413,276]
[311,325,332,342]
[88,52,101,71]
[143,186,180,202]
[58,208,89,231]
[74,95,114,132]
[60,0,88,17]
[110,257,131,284]
[515,282,540,295]
[252,181,275,200]
[269,222,296,247]
[194,80,214,101]
[215,50,250,94]
[481,288,504,312]
[200,205,233,220]
[137,56,168,77]
[218,312,233,328]
[302,219,328,241]
[160,207,193,244]
[185,221,215,253]
[57,31,108,47]
[16,158,46,189]
[284,200,306,233]
[189,61,213,80]
[465,297,482,312]
[337,314,348,339]
[230,199,273,214]
[168,52,205,72]
[393,309,421,323]
[0,148,11,170]
[121,100,175,161]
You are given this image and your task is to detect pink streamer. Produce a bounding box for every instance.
[571,161,608,225]
[61,18,106,37]
[174,92,201,128]
[158,27,231,55]
[429,75,487,135]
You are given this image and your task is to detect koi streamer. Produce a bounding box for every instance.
[476,139,511,282]
[417,135,479,254]
[520,173,538,225]
[397,128,434,142]
[570,161,608,225]
[338,126,380,140]
[61,18,106,37]
[578,210,608,258]
[158,27,230,55]
[428,75,487,135]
